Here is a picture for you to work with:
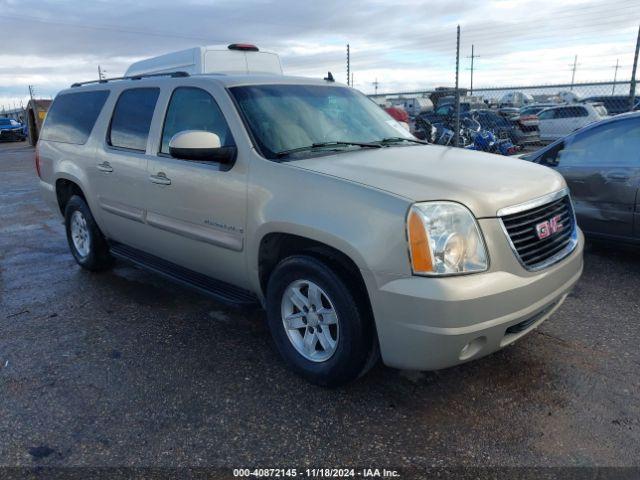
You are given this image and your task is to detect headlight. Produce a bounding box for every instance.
[407,201,488,275]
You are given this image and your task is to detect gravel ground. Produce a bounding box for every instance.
[1,141,639,476]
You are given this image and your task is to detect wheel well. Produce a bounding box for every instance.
[258,233,373,314]
[55,179,86,215]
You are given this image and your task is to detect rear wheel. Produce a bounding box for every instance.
[64,195,113,271]
[266,255,374,387]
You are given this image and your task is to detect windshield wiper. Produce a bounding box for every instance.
[275,141,382,158]
[377,137,429,145]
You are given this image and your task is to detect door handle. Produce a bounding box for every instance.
[606,172,630,182]
[149,172,171,185]
[97,161,113,173]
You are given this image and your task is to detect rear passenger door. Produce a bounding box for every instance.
[91,87,160,246]
[537,108,558,141]
[143,86,248,288]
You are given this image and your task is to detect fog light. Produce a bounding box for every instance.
[459,336,487,360]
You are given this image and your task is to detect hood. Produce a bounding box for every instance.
[291,145,566,218]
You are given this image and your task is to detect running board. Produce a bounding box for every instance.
[109,242,259,308]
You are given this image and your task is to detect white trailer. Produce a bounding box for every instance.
[125,44,283,77]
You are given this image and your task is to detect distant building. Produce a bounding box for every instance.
[25,99,52,145]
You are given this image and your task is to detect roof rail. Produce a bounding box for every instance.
[71,71,190,88]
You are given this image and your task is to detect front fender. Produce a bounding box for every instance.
[245,157,413,295]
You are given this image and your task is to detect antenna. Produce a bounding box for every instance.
[324,71,335,82]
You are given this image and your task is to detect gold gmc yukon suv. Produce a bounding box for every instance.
[36,71,583,386]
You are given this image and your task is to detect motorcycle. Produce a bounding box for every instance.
[414,114,519,155]
[465,129,520,156]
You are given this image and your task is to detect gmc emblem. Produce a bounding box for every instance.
[536,215,564,240]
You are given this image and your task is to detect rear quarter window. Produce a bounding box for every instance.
[40,90,109,144]
[108,88,160,152]
[594,105,608,116]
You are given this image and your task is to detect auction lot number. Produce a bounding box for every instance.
[233,469,400,478]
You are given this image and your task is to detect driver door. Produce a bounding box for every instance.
[143,85,249,288]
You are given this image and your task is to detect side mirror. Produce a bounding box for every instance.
[168,130,236,164]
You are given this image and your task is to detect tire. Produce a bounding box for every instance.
[64,195,113,271]
[266,255,374,387]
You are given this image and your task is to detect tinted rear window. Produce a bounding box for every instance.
[40,90,109,144]
[108,88,160,151]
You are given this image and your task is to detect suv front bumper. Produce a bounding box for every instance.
[364,221,584,371]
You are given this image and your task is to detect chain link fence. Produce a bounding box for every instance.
[370,80,638,154]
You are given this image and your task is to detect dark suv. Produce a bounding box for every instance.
[580,96,635,116]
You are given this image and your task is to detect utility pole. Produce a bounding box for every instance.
[372,78,379,95]
[454,25,461,147]
[466,44,479,96]
[98,65,106,81]
[28,85,41,143]
[611,59,620,94]
[569,55,580,90]
[351,73,354,88]
[630,25,639,111]
[346,44,350,86]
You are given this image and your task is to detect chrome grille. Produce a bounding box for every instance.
[499,190,577,271]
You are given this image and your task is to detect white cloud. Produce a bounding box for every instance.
[0,0,638,107]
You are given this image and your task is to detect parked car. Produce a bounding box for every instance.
[523,112,640,244]
[497,107,520,118]
[0,117,27,142]
[537,103,608,142]
[391,97,433,117]
[36,46,584,386]
[580,95,635,116]
[383,106,410,131]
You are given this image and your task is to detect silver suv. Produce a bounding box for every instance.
[36,71,584,386]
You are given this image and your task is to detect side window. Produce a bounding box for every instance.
[538,141,565,167]
[573,107,588,117]
[538,109,555,120]
[160,87,234,154]
[40,90,109,144]
[108,88,160,151]
[541,118,640,168]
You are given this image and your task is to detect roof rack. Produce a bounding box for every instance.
[71,71,190,88]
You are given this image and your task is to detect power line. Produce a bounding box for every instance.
[0,13,212,42]
[0,3,636,47]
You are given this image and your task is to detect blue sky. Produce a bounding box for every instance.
[0,0,638,108]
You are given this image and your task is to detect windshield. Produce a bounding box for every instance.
[230,84,414,159]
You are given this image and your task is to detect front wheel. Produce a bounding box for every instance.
[266,255,374,387]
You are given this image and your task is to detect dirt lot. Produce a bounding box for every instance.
[1,141,639,476]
